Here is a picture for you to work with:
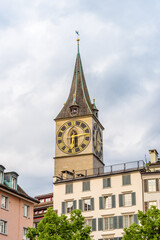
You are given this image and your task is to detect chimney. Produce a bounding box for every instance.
[149,149,158,163]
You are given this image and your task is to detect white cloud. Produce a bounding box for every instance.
[0,0,160,196]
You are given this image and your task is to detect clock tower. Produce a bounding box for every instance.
[54,39,104,177]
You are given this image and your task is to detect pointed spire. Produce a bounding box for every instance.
[55,36,94,120]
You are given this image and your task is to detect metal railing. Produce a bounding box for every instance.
[56,160,145,181]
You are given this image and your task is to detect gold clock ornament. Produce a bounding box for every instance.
[57,120,91,154]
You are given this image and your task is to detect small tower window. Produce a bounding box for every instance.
[70,130,78,148]
[70,107,78,115]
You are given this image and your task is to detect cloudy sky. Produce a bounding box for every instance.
[1,0,160,197]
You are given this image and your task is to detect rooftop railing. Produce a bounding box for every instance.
[55,160,145,182]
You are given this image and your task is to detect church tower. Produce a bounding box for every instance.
[54,38,104,177]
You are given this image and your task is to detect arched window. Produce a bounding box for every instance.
[70,130,78,148]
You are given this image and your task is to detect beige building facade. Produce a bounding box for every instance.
[54,162,144,239]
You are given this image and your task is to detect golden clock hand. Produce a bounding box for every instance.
[67,133,89,139]
[97,138,102,144]
[70,135,75,149]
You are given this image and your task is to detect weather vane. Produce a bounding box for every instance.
[75,30,80,41]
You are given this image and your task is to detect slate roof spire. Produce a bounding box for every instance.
[55,37,95,120]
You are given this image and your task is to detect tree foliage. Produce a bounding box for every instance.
[123,206,160,240]
[26,207,91,240]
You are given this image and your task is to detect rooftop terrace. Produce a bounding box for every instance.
[54,160,145,183]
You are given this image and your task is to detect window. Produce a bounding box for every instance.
[104,217,114,230]
[0,171,2,184]
[66,201,73,213]
[24,204,30,218]
[148,179,156,192]
[70,107,78,115]
[122,175,131,185]
[84,199,91,211]
[11,177,16,189]
[1,196,8,210]
[45,198,50,202]
[23,227,28,240]
[103,178,111,188]
[40,199,44,203]
[119,192,136,207]
[123,215,134,228]
[66,183,73,194]
[149,201,157,208]
[124,193,132,207]
[39,210,43,214]
[85,218,92,227]
[104,196,112,209]
[83,181,90,191]
[0,220,7,234]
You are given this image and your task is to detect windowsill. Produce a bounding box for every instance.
[103,187,111,189]
[83,210,93,212]
[1,207,9,211]
[120,205,133,208]
[147,191,157,193]
[0,232,8,236]
[122,184,131,186]
[65,192,73,195]
[23,216,30,219]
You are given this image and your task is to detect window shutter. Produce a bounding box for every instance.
[144,179,148,192]
[119,194,123,207]
[112,195,116,208]
[123,175,131,185]
[103,178,111,188]
[134,214,138,224]
[99,197,104,209]
[122,175,126,185]
[132,192,136,205]
[156,179,159,191]
[90,198,94,210]
[92,218,96,231]
[83,181,90,191]
[73,200,77,210]
[113,216,117,229]
[98,218,103,231]
[118,216,123,229]
[127,175,131,184]
[62,202,65,214]
[144,202,149,212]
[107,178,111,187]
[79,199,83,211]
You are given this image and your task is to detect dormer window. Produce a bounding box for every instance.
[11,177,16,189]
[70,106,78,116]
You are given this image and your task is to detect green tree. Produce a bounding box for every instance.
[123,206,160,240]
[26,207,91,240]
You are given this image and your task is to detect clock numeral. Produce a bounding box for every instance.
[83,140,89,145]
[72,121,76,126]
[58,142,65,149]
[79,146,83,152]
[80,123,86,129]
[72,148,76,154]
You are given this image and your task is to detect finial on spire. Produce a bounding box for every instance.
[75,30,80,53]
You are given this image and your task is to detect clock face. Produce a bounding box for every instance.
[57,120,91,155]
[93,123,103,160]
